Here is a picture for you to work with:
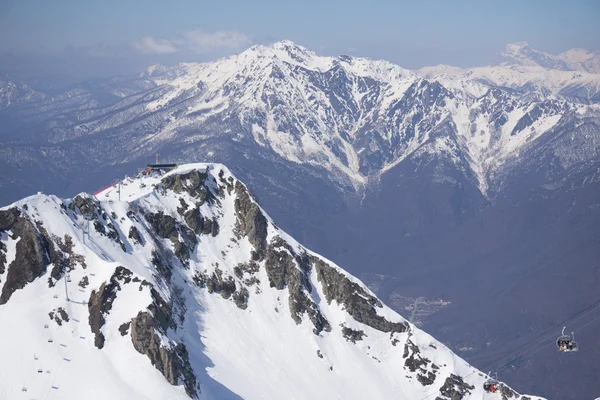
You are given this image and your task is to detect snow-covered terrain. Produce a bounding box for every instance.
[1,40,599,202]
[0,164,543,400]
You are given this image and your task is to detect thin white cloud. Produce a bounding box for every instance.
[131,36,178,54]
[183,30,251,54]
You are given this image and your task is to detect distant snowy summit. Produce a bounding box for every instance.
[0,163,544,399]
[134,40,600,197]
[1,39,599,209]
[498,41,600,74]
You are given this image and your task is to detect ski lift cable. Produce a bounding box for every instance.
[572,312,600,334]
[479,303,600,398]
[516,301,600,356]
[474,297,600,374]
[417,297,600,400]
[472,312,600,395]
[495,301,600,365]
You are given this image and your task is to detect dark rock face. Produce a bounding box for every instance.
[435,374,474,400]
[146,212,178,241]
[233,181,268,260]
[78,276,89,288]
[162,170,212,204]
[403,338,436,386]
[265,238,331,335]
[417,371,436,386]
[128,226,144,244]
[105,223,126,252]
[313,256,408,334]
[146,212,197,261]
[193,267,249,309]
[130,311,198,398]
[151,250,173,281]
[148,288,176,333]
[73,195,96,217]
[233,261,260,286]
[49,307,70,326]
[88,266,136,349]
[52,234,87,279]
[119,322,131,336]
[0,208,53,305]
[341,325,366,343]
[0,240,6,277]
[184,208,219,237]
[500,384,518,400]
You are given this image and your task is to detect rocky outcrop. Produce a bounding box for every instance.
[128,226,144,244]
[500,384,519,400]
[193,267,249,309]
[151,250,173,281]
[0,240,6,277]
[88,266,138,348]
[119,322,131,336]
[130,289,198,398]
[436,374,474,400]
[341,325,366,343]
[265,238,330,335]
[78,276,89,288]
[313,256,408,334]
[49,307,70,326]
[184,208,219,237]
[53,234,87,272]
[403,337,437,386]
[162,170,213,205]
[233,181,268,260]
[72,195,96,217]
[233,261,260,286]
[94,218,126,252]
[0,208,53,305]
[146,212,196,261]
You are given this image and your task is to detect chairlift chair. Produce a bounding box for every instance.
[557,327,579,352]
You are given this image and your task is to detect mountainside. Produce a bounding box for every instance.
[0,40,599,400]
[0,164,542,399]
[1,41,599,200]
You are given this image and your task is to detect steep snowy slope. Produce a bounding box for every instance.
[0,164,542,400]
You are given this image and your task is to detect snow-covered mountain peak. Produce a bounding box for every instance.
[0,163,545,399]
[503,41,531,56]
[498,42,571,71]
[498,42,600,74]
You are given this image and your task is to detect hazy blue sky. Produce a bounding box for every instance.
[0,0,598,80]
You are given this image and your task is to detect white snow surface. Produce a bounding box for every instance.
[134,41,599,198]
[0,164,545,400]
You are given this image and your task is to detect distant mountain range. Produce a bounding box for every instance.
[0,41,599,400]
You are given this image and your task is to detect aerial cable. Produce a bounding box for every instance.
[475,297,600,373]
[417,297,600,400]
[572,312,600,333]
[505,301,600,361]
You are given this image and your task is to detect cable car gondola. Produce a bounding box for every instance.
[556,326,578,352]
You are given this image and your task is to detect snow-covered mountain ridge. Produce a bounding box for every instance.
[498,42,600,74]
[131,40,600,195]
[1,40,599,200]
[0,164,543,399]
